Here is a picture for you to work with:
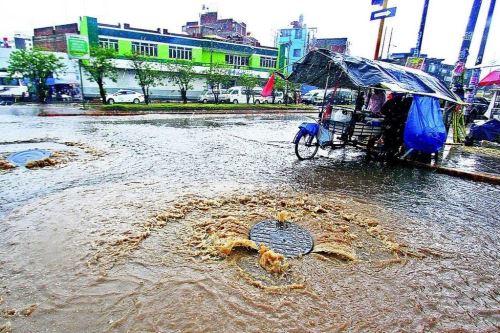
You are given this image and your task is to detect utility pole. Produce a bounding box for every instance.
[413,0,430,57]
[466,0,496,106]
[451,0,483,98]
[374,0,388,60]
[448,0,483,143]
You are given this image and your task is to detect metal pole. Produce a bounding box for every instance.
[319,62,332,118]
[386,28,393,59]
[78,59,85,109]
[414,0,430,57]
[380,26,388,59]
[284,43,291,105]
[374,0,389,60]
[466,0,496,106]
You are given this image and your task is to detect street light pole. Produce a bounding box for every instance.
[78,59,85,109]
[374,0,389,60]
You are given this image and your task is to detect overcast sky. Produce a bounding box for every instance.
[1,0,499,69]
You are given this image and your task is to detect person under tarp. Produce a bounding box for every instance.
[380,94,413,158]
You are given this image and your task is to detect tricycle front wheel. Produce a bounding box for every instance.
[295,133,319,160]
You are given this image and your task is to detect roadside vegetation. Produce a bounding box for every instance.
[81,47,119,104]
[99,102,315,112]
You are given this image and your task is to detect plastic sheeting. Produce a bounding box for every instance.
[287,49,462,103]
[404,96,447,153]
[469,119,500,142]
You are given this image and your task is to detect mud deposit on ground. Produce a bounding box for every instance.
[0,140,105,172]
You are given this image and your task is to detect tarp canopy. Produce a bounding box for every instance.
[478,69,500,87]
[287,49,462,103]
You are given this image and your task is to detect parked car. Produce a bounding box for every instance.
[0,74,28,99]
[199,89,228,103]
[301,89,323,105]
[264,91,284,104]
[226,86,264,104]
[106,90,145,104]
[314,89,356,106]
[219,90,230,103]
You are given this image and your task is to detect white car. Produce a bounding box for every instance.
[106,90,145,104]
[302,89,323,105]
[264,91,284,104]
[0,74,28,98]
[226,86,265,104]
[199,89,228,103]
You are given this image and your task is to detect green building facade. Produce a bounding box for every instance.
[79,16,278,73]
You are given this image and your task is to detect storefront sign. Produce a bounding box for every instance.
[66,34,90,60]
[406,57,425,70]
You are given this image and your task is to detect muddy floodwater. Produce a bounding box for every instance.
[1,106,499,332]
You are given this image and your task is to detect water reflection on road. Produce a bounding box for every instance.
[0,107,499,332]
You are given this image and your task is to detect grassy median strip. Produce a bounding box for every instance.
[99,103,316,112]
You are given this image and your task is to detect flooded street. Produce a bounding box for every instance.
[1,106,499,332]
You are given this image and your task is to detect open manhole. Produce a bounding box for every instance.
[250,220,314,257]
[7,149,51,166]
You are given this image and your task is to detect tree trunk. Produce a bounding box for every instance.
[141,86,149,105]
[211,87,219,104]
[97,78,106,104]
[272,90,276,104]
[36,80,48,104]
[181,88,187,104]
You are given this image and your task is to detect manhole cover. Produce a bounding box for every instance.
[7,149,51,166]
[249,220,314,257]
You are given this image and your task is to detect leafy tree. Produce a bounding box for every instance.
[128,53,164,104]
[7,49,65,103]
[165,61,198,104]
[81,47,118,104]
[238,74,259,104]
[204,63,232,104]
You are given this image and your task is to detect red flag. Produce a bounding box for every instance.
[261,73,275,97]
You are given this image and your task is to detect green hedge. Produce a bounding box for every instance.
[99,103,316,112]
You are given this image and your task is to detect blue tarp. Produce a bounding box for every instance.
[469,119,500,142]
[288,49,462,103]
[404,96,447,153]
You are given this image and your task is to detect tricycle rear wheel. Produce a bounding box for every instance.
[295,133,319,160]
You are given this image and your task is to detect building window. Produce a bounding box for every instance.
[169,46,193,60]
[132,42,158,57]
[295,29,302,39]
[260,56,277,69]
[280,30,291,37]
[293,49,301,57]
[99,38,118,51]
[225,54,249,68]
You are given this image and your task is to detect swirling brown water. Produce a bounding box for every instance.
[0,107,499,332]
